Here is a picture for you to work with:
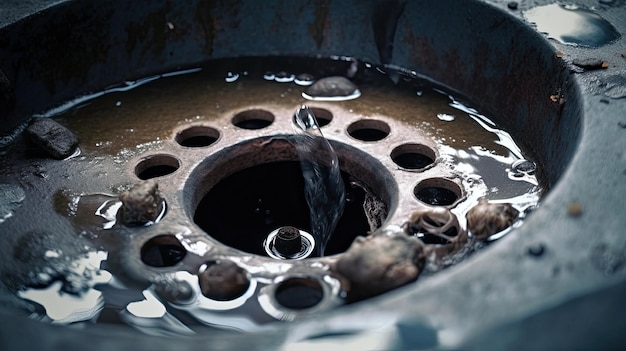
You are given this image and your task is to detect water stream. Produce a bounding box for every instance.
[291,105,345,256]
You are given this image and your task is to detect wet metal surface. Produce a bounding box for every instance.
[0,56,541,335]
[0,0,625,349]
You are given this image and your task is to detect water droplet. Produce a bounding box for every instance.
[225,72,239,83]
[0,184,25,224]
[437,113,455,122]
[294,73,315,86]
[274,71,295,83]
[524,4,620,47]
[512,159,537,173]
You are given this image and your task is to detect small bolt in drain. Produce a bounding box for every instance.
[264,226,315,260]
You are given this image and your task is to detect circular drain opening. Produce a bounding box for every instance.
[140,235,187,267]
[232,109,275,129]
[347,119,390,141]
[391,144,436,170]
[135,154,180,180]
[175,125,220,147]
[187,137,396,258]
[194,161,380,256]
[274,277,324,310]
[414,178,462,206]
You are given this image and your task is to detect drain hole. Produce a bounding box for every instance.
[414,178,462,206]
[418,233,452,245]
[309,107,333,127]
[391,144,436,170]
[274,277,323,310]
[232,109,275,129]
[347,119,390,141]
[140,235,187,267]
[175,126,220,147]
[194,161,382,257]
[135,154,180,180]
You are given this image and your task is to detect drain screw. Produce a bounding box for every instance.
[198,260,250,301]
[275,226,302,256]
[264,227,315,260]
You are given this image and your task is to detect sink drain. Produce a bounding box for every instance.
[1,56,542,334]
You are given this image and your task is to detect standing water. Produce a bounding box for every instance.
[0,56,543,334]
[524,4,620,47]
[291,105,345,256]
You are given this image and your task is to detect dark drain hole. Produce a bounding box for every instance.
[135,154,180,180]
[414,179,461,206]
[391,144,436,169]
[176,126,220,147]
[275,278,323,310]
[232,109,275,130]
[141,235,187,267]
[194,161,378,257]
[347,119,390,142]
[417,233,452,245]
[414,187,458,206]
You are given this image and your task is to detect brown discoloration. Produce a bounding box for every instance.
[125,3,171,63]
[309,0,329,49]
[466,200,519,239]
[567,201,583,217]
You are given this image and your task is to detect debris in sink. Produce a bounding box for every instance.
[333,233,425,301]
[572,58,609,70]
[302,76,361,101]
[567,201,583,217]
[118,181,165,226]
[25,117,80,159]
[466,199,519,239]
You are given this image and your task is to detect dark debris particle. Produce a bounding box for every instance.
[507,2,518,10]
[527,243,545,257]
[26,118,79,159]
[572,58,609,70]
[618,121,626,128]
[567,201,583,217]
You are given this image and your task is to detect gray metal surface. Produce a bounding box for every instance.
[0,0,625,349]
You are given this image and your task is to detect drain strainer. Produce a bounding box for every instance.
[0,57,541,333]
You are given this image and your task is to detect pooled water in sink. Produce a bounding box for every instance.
[524,3,620,47]
[0,56,542,334]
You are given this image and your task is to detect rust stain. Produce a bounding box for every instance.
[196,0,217,55]
[309,0,329,49]
[125,2,172,63]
